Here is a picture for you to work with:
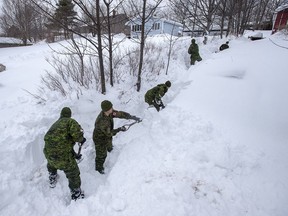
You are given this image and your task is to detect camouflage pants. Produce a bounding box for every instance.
[144,94,153,105]
[145,95,161,111]
[190,55,202,65]
[44,151,81,191]
[94,138,112,172]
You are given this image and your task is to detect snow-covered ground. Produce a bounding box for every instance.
[0,31,287,216]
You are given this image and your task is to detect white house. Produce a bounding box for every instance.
[126,16,183,38]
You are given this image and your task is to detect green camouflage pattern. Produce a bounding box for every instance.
[43,115,84,190]
[46,155,81,190]
[220,43,229,51]
[144,84,168,105]
[93,110,132,171]
[188,41,202,65]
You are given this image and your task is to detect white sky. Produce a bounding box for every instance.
[0,31,288,216]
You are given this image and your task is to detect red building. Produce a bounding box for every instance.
[272,4,288,34]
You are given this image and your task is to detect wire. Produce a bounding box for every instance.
[269,38,288,49]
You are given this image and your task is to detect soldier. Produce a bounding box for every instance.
[219,41,229,51]
[93,100,141,174]
[188,39,202,65]
[145,81,171,112]
[43,107,86,201]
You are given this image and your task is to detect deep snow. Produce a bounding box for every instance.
[0,31,287,216]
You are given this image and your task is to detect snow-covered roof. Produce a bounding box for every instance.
[0,37,22,44]
[126,16,182,27]
[160,18,183,27]
[275,4,288,12]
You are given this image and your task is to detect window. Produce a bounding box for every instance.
[152,23,160,30]
[132,24,142,32]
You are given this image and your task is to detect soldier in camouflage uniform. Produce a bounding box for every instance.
[219,41,229,51]
[93,100,141,174]
[188,39,202,65]
[145,81,171,111]
[43,107,86,201]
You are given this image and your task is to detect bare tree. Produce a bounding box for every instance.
[0,0,45,44]
[216,0,229,38]
[252,0,270,30]
[95,0,106,94]
[103,0,114,87]
[120,0,163,91]
[29,0,108,94]
[168,0,220,37]
[164,24,179,75]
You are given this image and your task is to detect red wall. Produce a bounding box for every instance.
[273,9,288,33]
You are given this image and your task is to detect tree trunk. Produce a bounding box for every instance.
[105,4,114,87]
[96,0,106,94]
[136,0,147,92]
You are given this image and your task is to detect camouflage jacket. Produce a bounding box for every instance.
[145,84,168,104]
[93,110,132,142]
[220,44,229,51]
[188,43,200,57]
[44,117,84,158]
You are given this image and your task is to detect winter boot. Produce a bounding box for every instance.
[95,166,105,175]
[49,173,58,188]
[97,169,105,175]
[71,188,85,201]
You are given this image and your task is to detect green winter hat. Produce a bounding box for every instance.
[101,100,113,112]
[60,107,72,118]
[165,80,171,87]
[191,39,195,43]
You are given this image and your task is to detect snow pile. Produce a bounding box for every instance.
[0,31,287,216]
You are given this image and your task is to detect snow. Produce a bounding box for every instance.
[0,37,23,44]
[0,30,288,216]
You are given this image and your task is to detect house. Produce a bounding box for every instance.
[126,16,183,38]
[272,4,288,34]
[101,13,130,36]
[77,12,130,37]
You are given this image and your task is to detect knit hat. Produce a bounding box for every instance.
[165,80,171,87]
[60,107,72,118]
[101,100,113,112]
[191,39,195,43]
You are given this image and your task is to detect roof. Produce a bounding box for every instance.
[160,18,183,27]
[275,4,288,12]
[125,16,183,27]
[0,37,22,44]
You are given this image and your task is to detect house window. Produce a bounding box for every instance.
[152,23,160,30]
[132,24,142,32]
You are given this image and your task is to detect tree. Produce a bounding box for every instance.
[121,0,163,92]
[0,0,45,44]
[48,0,78,39]
[168,0,220,38]
[30,0,108,94]
[95,0,106,94]
[216,0,229,38]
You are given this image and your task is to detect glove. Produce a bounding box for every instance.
[80,137,86,145]
[75,153,82,160]
[131,116,141,122]
[118,126,127,132]
[155,98,162,105]
[107,146,113,152]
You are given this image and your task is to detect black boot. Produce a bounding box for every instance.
[49,173,58,188]
[71,188,85,201]
[96,167,105,174]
